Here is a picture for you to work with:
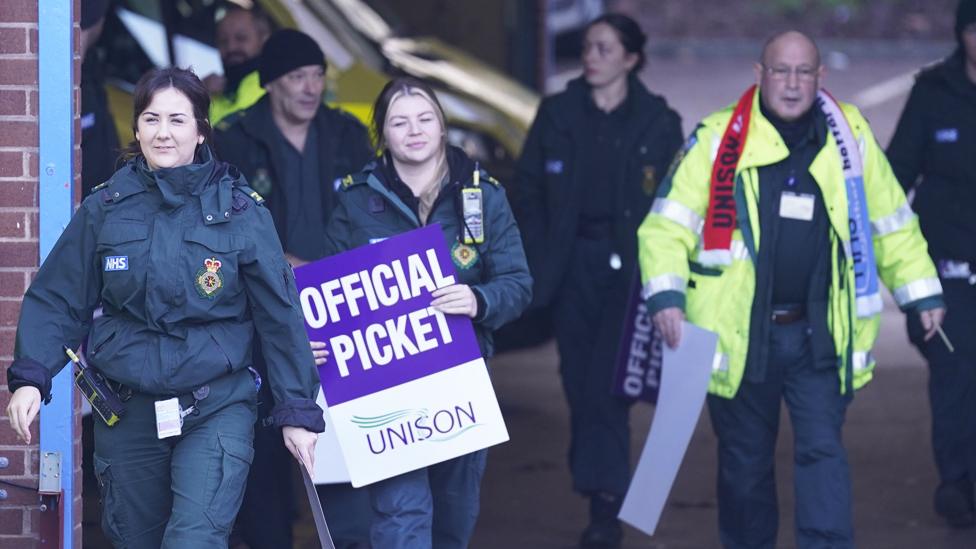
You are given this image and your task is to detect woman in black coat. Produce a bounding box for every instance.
[511,13,683,548]
[886,0,976,528]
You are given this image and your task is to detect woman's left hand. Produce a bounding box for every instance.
[282,426,318,472]
[431,284,478,318]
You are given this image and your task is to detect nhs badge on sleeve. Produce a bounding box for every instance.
[935,128,958,143]
[104,256,129,271]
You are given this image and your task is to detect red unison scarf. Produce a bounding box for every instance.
[700,85,756,265]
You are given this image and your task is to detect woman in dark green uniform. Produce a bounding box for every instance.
[6,67,323,548]
[511,14,683,548]
[321,76,532,548]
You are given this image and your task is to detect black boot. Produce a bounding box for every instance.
[934,480,975,529]
[579,492,624,548]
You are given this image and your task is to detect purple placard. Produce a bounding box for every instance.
[612,271,662,403]
[294,225,483,407]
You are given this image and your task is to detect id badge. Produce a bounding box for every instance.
[155,398,182,439]
[779,192,815,221]
[461,188,484,244]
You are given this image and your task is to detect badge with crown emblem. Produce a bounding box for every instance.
[195,257,224,299]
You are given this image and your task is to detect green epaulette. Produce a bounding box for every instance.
[233,182,264,205]
[474,169,500,187]
[339,172,368,191]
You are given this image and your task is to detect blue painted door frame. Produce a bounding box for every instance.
[38,1,75,544]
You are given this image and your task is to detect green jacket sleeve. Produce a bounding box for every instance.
[323,192,354,257]
[637,124,715,317]
[470,185,533,331]
[239,202,324,432]
[9,201,103,402]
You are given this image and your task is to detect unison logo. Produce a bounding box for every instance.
[354,402,482,455]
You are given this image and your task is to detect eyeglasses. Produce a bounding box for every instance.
[762,65,820,82]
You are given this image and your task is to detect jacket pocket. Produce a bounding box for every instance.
[182,228,245,303]
[204,433,255,533]
[210,330,234,374]
[686,264,726,325]
[89,329,117,357]
[689,261,723,277]
[93,455,128,546]
[97,222,150,307]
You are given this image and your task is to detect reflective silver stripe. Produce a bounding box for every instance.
[852,351,874,372]
[651,198,704,234]
[696,240,749,262]
[871,204,915,236]
[731,240,749,261]
[855,293,884,317]
[712,353,729,372]
[893,277,943,306]
[641,274,686,300]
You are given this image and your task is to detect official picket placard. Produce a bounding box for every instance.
[612,273,662,403]
[295,225,508,487]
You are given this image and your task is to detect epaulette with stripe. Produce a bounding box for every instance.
[339,172,368,190]
[232,183,264,211]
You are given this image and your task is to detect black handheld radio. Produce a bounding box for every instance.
[65,346,126,427]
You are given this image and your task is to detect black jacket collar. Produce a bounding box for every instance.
[238,95,344,147]
[921,50,976,99]
[551,74,670,134]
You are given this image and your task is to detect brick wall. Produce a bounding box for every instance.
[0,1,82,546]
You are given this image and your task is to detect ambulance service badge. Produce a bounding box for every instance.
[451,241,479,270]
[195,257,224,299]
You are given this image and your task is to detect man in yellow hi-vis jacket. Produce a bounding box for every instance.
[637,31,946,549]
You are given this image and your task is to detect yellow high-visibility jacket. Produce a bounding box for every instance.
[210,70,265,126]
[637,91,942,398]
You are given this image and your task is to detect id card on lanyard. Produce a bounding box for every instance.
[462,169,485,244]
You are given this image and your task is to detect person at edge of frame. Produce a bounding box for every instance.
[637,31,946,549]
[204,4,272,126]
[5,67,324,549]
[886,0,976,530]
[316,76,532,549]
[214,28,374,549]
[509,13,682,549]
[81,0,121,197]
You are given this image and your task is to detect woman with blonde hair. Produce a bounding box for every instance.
[322,76,532,547]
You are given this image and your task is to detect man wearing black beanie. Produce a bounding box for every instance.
[214,28,374,548]
[888,0,976,529]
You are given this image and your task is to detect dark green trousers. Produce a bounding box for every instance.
[93,368,257,548]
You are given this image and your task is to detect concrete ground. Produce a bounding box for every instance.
[473,302,975,548]
[470,47,976,549]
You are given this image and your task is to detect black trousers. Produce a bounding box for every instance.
[908,279,976,493]
[554,237,632,497]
